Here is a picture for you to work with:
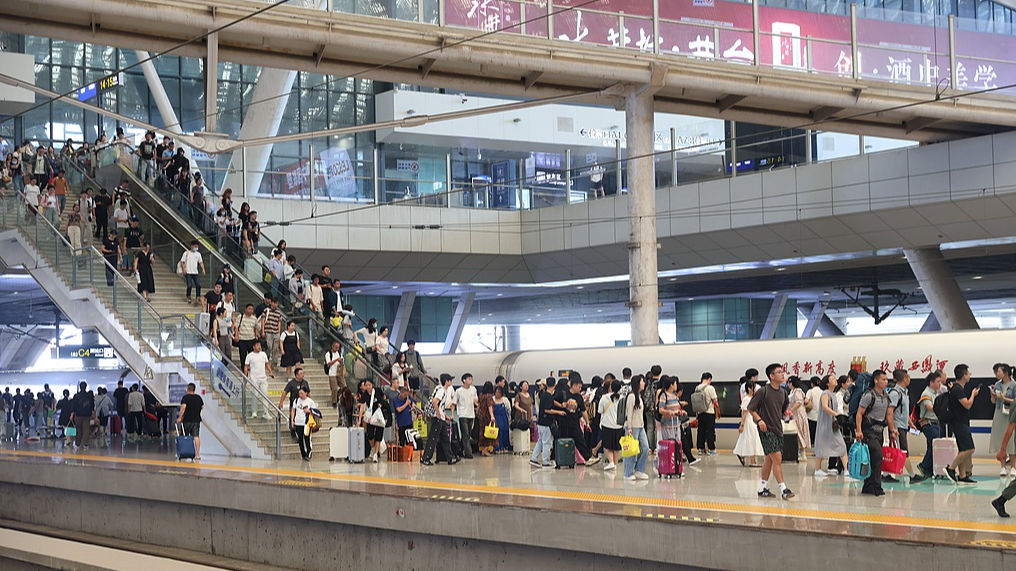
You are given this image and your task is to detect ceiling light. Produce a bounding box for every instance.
[355,290,361,293]
[597,309,603,312]
[547,309,552,312]
[776,267,786,272]
[687,298,694,301]
[1003,302,1008,305]
[451,282,460,286]
[973,276,983,280]
[576,286,584,289]
[965,287,972,291]
[391,286,398,289]
[497,293,503,297]
[771,291,778,295]
[487,313,493,316]
[536,314,542,317]
[669,278,677,282]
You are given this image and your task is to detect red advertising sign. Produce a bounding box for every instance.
[446,0,1016,94]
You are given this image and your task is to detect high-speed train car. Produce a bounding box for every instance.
[427,329,1012,456]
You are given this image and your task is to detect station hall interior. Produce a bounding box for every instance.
[6,0,1016,569]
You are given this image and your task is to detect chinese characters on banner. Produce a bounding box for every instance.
[273,148,359,199]
[445,0,1016,93]
[781,355,950,377]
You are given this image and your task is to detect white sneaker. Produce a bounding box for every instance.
[623,475,636,481]
[814,469,829,478]
[1002,467,1010,477]
[584,456,600,467]
[635,471,650,480]
[604,462,617,471]
[1010,467,1016,478]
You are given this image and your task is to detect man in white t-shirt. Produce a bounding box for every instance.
[455,373,478,459]
[805,377,823,445]
[244,340,274,418]
[22,177,40,220]
[694,373,719,456]
[178,240,205,303]
[217,292,236,329]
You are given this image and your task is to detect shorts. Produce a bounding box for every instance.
[759,429,783,456]
[951,421,974,452]
[895,430,908,452]
[183,422,201,438]
[409,377,420,391]
[600,426,623,451]
[365,424,383,442]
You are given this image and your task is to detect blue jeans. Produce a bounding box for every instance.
[919,423,940,475]
[185,273,201,298]
[623,427,649,478]
[531,424,553,465]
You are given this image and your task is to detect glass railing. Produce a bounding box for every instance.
[83,152,396,389]
[0,189,285,457]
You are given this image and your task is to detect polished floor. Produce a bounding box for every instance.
[4,436,1016,553]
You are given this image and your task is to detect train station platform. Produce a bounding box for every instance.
[1,442,1014,570]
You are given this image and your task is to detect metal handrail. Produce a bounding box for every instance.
[107,160,394,387]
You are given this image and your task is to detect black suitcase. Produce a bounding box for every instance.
[782,432,799,463]
[144,417,162,437]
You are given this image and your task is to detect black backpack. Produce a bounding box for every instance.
[933,392,954,424]
[616,394,628,427]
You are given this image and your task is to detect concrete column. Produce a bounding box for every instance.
[136,50,193,161]
[220,67,298,195]
[904,247,979,330]
[920,312,941,332]
[204,32,218,133]
[390,291,416,351]
[817,315,845,337]
[760,294,788,339]
[443,292,475,354]
[801,297,830,338]
[625,90,659,346]
[505,325,521,351]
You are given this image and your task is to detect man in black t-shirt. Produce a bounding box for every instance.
[124,219,143,249]
[177,382,204,459]
[93,188,112,239]
[136,132,156,184]
[112,380,129,419]
[945,364,980,483]
[555,374,599,466]
[203,283,223,329]
[101,230,119,286]
[531,378,565,468]
[279,368,310,437]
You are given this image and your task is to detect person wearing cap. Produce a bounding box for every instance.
[216,264,235,295]
[404,340,427,394]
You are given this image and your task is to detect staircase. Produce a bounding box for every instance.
[1,172,284,459]
[97,163,397,457]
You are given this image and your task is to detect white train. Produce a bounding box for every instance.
[427,329,1011,457]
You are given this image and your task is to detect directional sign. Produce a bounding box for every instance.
[78,72,124,102]
[58,345,115,359]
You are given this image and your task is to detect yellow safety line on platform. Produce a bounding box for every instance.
[4,450,1015,538]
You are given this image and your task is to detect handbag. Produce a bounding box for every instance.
[510,418,531,431]
[379,440,388,455]
[367,393,386,427]
[882,437,906,475]
[483,423,499,440]
[65,426,77,437]
[619,434,640,458]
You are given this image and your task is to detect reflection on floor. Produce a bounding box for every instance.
[4,435,1016,552]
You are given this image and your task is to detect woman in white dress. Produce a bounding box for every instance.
[813,374,849,477]
[734,378,764,467]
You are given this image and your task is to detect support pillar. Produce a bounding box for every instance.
[920,312,941,332]
[760,294,788,340]
[904,247,979,330]
[505,325,521,351]
[390,291,416,350]
[220,67,298,194]
[801,297,830,338]
[204,32,218,133]
[136,51,193,161]
[625,90,659,346]
[443,292,476,354]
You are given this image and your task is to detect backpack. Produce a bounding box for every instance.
[848,440,871,480]
[690,385,709,414]
[847,372,873,418]
[911,395,932,428]
[933,391,954,424]
[616,394,629,427]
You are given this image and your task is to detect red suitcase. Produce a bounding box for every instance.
[110,415,122,435]
[657,439,682,478]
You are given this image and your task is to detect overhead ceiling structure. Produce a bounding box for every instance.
[0,265,62,327]
[2,0,1016,142]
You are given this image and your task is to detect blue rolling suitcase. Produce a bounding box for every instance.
[175,423,196,460]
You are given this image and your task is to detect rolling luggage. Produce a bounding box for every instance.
[347,426,366,463]
[781,420,799,463]
[657,438,681,478]
[555,438,576,469]
[175,424,196,460]
[329,427,349,461]
[110,414,122,435]
[144,416,161,437]
[933,437,958,477]
[511,428,531,455]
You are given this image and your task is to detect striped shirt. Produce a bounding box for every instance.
[260,308,282,335]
